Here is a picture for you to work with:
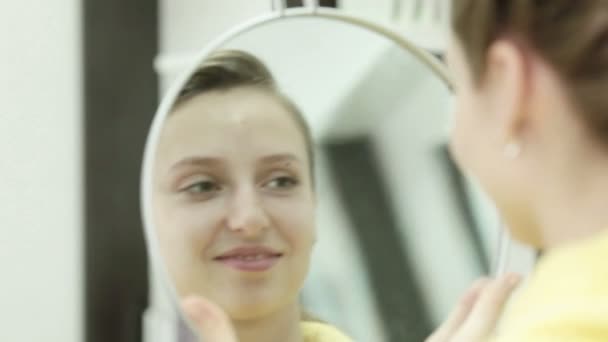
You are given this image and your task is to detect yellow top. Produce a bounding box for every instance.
[301,321,353,342]
[493,230,608,342]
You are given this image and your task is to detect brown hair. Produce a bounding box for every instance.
[173,50,316,183]
[452,0,608,144]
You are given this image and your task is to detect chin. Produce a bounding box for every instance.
[221,291,286,321]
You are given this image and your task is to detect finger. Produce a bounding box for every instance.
[426,278,490,342]
[182,295,238,342]
[454,273,520,341]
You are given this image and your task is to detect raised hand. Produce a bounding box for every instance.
[182,295,239,342]
[426,274,520,342]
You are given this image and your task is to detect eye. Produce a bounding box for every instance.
[265,176,299,189]
[181,180,221,194]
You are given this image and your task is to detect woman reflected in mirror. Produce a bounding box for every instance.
[152,50,351,342]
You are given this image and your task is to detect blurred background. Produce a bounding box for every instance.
[0,1,535,342]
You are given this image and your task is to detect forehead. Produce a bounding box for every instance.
[155,87,309,165]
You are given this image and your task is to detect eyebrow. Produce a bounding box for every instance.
[258,153,301,165]
[168,153,301,173]
[169,156,224,173]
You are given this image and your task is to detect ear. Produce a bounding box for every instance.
[481,39,530,144]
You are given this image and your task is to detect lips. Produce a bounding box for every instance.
[214,246,283,272]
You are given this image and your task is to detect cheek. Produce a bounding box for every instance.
[178,202,225,252]
[449,92,484,172]
[155,199,223,261]
[268,196,316,252]
[449,98,471,164]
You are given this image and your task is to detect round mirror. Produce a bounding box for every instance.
[142,12,503,342]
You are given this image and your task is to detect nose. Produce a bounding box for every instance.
[225,186,269,237]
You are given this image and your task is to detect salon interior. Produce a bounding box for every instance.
[3,1,545,342]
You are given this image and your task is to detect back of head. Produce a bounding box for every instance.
[452,0,608,145]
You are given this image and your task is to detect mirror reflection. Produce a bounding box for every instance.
[146,16,499,342]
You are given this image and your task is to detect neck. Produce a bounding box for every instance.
[233,301,303,342]
[537,149,608,249]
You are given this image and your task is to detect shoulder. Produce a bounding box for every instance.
[495,230,608,341]
[301,321,353,342]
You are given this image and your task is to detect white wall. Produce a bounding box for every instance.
[0,1,82,342]
[159,0,269,53]
[342,0,450,51]
[156,0,269,92]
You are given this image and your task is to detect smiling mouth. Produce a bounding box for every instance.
[214,248,283,272]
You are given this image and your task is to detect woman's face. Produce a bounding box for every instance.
[152,86,316,320]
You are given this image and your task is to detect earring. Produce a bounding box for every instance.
[503,141,522,159]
